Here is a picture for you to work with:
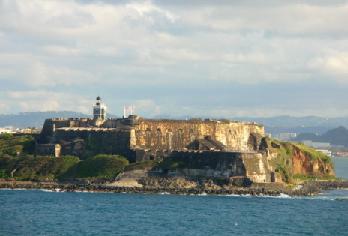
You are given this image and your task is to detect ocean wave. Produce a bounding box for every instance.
[39,188,66,193]
[0,188,27,191]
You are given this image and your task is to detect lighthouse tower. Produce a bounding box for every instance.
[93,96,107,121]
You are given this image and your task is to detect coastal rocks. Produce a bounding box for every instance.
[1,179,347,196]
[139,177,197,189]
[107,179,143,188]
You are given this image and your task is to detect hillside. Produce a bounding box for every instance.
[263,138,334,182]
[1,112,348,135]
[294,126,348,147]
[0,133,335,183]
[0,111,89,128]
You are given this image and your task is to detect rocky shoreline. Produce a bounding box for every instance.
[1,179,348,196]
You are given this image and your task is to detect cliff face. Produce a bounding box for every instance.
[263,138,335,182]
[291,146,334,177]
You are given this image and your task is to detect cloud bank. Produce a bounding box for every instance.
[0,0,347,117]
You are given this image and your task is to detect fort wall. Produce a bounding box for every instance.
[167,151,271,182]
[37,116,266,163]
[131,118,265,153]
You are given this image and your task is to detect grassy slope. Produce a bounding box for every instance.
[266,138,334,183]
[0,156,79,180]
[0,134,35,157]
[0,134,130,180]
[0,155,129,181]
[0,133,336,182]
[62,154,129,179]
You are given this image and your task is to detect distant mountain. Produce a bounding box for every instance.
[233,116,348,135]
[320,126,348,147]
[294,126,348,147]
[1,112,348,135]
[0,111,89,128]
[0,111,120,128]
[153,115,348,134]
[293,133,320,141]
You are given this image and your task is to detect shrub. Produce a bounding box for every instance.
[0,134,35,157]
[294,143,331,163]
[61,154,129,179]
[0,155,80,181]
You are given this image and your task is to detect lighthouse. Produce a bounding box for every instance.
[93,96,107,121]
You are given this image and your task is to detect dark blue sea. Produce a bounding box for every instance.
[1,157,347,236]
[0,189,348,235]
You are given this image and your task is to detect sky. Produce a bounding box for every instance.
[0,0,347,118]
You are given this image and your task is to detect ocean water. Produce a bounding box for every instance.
[332,156,348,180]
[0,190,348,236]
[0,157,347,236]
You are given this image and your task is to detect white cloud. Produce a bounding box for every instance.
[5,90,93,113]
[133,99,161,116]
[0,0,348,116]
[309,53,348,82]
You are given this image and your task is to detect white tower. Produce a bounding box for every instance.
[93,96,107,120]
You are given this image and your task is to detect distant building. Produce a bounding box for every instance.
[303,140,331,149]
[302,140,332,157]
[316,149,332,157]
[276,132,297,141]
[0,126,15,134]
[0,126,40,135]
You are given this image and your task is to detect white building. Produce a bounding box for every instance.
[303,140,331,149]
[276,132,297,141]
[0,126,16,134]
[316,149,332,157]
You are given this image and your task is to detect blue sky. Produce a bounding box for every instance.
[0,0,347,117]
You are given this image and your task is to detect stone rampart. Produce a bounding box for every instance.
[166,151,272,182]
[131,118,265,152]
[37,116,265,164]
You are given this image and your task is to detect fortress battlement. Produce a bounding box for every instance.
[34,97,334,184]
[36,97,268,182]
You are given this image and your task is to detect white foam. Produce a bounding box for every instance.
[0,188,26,191]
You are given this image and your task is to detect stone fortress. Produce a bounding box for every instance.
[37,97,277,183]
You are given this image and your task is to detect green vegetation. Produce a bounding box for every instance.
[269,139,293,182]
[292,174,337,181]
[0,134,130,180]
[0,156,79,181]
[0,154,129,181]
[0,132,335,183]
[293,143,331,163]
[62,154,129,179]
[0,134,35,157]
[265,137,334,183]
